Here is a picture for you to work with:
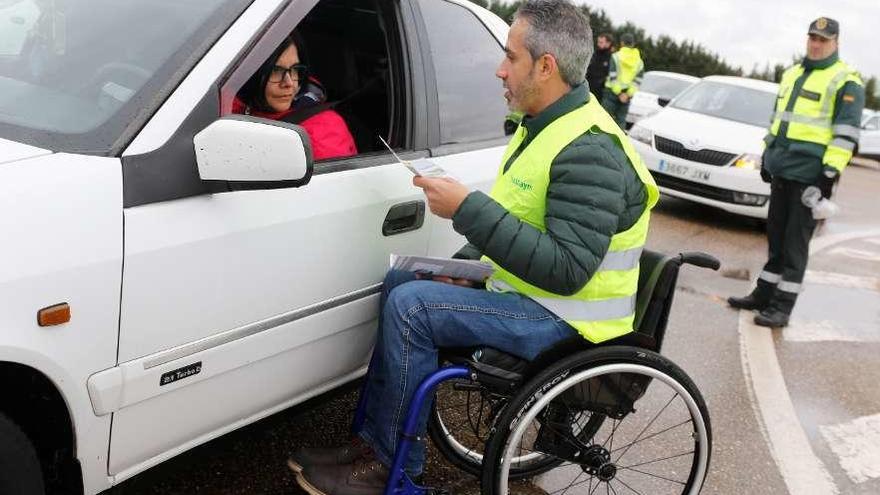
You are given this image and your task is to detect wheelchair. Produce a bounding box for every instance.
[353,249,720,495]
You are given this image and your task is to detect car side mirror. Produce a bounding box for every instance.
[658,97,671,107]
[194,115,313,188]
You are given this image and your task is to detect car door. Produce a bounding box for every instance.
[96,0,435,477]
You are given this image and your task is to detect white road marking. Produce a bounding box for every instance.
[736,229,880,494]
[827,247,880,262]
[805,270,880,291]
[810,230,880,255]
[865,238,880,247]
[820,413,880,484]
[782,319,880,343]
[738,311,839,495]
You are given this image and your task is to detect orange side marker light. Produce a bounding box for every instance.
[38,303,70,327]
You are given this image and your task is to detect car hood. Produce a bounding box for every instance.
[639,107,767,155]
[0,138,52,165]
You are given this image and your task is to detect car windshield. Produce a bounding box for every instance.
[0,0,249,154]
[640,74,694,100]
[670,80,777,128]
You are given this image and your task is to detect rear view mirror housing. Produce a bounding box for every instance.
[658,97,671,107]
[194,115,313,189]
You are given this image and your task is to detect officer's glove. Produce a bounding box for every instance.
[817,167,838,199]
[759,166,772,183]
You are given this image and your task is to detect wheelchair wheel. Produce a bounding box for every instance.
[429,376,605,479]
[481,346,711,495]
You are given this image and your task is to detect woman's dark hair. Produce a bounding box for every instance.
[238,32,309,112]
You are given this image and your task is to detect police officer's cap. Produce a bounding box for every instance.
[808,17,839,39]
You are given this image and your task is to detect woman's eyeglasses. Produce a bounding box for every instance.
[268,63,308,83]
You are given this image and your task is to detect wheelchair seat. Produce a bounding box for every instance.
[438,248,683,391]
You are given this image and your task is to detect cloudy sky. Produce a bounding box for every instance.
[579,0,879,82]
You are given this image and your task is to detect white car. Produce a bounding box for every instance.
[859,111,880,159]
[0,0,510,493]
[625,71,699,127]
[629,76,778,219]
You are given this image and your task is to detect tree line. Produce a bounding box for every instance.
[469,0,879,110]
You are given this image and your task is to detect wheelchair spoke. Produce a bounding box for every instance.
[611,392,678,463]
[610,418,693,456]
[544,473,598,495]
[608,481,619,495]
[618,466,687,485]
[612,477,646,495]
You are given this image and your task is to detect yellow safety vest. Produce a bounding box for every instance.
[482,96,659,343]
[605,47,644,96]
[770,60,863,172]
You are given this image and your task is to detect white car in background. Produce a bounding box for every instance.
[859,111,880,159]
[625,71,699,128]
[629,75,778,219]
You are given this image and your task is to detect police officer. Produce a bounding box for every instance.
[601,32,644,128]
[729,17,865,327]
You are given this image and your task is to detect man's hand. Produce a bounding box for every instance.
[817,170,837,199]
[415,273,474,287]
[413,176,470,219]
[618,93,630,104]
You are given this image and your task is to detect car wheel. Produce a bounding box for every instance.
[0,412,45,495]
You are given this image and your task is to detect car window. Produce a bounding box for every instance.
[671,81,776,128]
[222,0,404,164]
[0,0,250,154]
[640,74,694,100]
[418,0,507,145]
[865,116,880,131]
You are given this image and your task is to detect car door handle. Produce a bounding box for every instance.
[383,200,425,236]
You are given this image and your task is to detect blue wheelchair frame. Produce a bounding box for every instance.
[352,365,470,495]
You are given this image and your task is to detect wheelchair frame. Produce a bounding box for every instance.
[351,250,719,495]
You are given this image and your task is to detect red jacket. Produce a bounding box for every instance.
[231,98,357,161]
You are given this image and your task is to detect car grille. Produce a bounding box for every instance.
[652,171,765,205]
[654,135,737,166]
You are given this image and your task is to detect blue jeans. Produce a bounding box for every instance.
[357,270,577,476]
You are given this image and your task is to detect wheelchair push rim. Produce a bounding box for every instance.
[493,359,710,494]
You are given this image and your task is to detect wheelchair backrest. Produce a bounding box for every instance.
[634,249,681,350]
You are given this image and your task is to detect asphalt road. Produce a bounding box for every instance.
[106,164,879,495]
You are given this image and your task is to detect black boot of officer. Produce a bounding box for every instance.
[728,279,775,311]
[754,290,796,328]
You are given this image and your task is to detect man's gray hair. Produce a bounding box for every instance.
[514,0,593,86]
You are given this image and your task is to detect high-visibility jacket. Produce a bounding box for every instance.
[482,96,659,343]
[769,60,863,173]
[605,47,645,97]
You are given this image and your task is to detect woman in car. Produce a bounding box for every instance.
[233,34,357,161]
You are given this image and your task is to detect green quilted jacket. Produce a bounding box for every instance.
[452,84,648,296]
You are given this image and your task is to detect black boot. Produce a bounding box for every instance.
[754,289,796,328]
[754,307,790,327]
[728,279,774,310]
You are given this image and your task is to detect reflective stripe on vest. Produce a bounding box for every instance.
[770,61,862,144]
[605,47,644,95]
[482,95,659,343]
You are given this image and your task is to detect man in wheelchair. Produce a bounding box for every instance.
[287,2,696,494]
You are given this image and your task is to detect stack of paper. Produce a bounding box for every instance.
[390,254,494,282]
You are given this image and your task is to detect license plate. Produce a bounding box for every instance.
[658,159,711,182]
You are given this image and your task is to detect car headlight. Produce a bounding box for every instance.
[628,125,654,146]
[733,153,762,170]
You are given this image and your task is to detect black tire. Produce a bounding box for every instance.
[481,346,712,495]
[0,412,45,495]
[428,377,604,479]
